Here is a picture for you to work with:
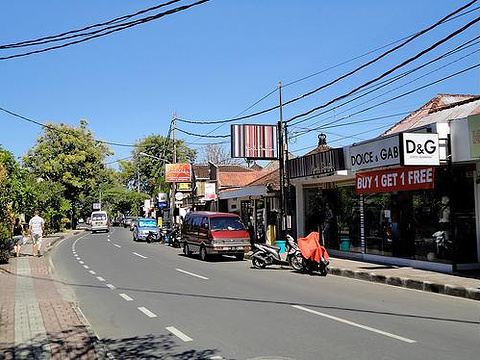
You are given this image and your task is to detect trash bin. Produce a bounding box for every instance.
[275,240,286,253]
[339,236,350,251]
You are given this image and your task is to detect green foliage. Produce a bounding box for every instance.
[118,134,196,195]
[102,186,149,217]
[22,121,113,225]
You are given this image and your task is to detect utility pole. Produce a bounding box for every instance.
[170,112,177,226]
[278,81,286,237]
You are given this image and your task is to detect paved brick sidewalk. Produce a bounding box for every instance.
[0,233,98,359]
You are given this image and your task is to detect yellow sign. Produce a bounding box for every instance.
[177,182,192,191]
[157,218,163,228]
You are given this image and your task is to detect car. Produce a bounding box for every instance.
[123,216,134,229]
[133,218,160,242]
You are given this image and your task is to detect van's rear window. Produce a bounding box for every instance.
[210,217,245,231]
[92,214,106,220]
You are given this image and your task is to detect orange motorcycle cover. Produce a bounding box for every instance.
[297,232,330,263]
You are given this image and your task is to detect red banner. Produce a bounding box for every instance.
[356,167,434,194]
[165,163,191,183]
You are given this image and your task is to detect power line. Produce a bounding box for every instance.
[176,127,230,138]
[0,105,136,147]
[287,15,480,125]
[290,63,480,139]
[176,0,478,125]
[0,0,211,61]
[289,38,480,130]
[0,0,183,50]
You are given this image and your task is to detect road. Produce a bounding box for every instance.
[51,228,479,360]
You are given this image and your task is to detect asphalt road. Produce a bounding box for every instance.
[51,228,480,360]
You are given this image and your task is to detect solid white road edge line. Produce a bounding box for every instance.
[292,305,416,344]
[113,244,121,248]
[175,268,209,280]
[133,252,147,259]
[106,284,116,290]
[119,293,133,301]
[166,326,193,342]
[138,307,157,318]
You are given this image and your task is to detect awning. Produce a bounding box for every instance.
[218,185,267,200]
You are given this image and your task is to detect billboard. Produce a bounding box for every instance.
[204,183,216,200]
[165,163,191,182]
[231,124,278,159]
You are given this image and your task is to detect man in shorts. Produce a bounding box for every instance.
[29,211,45,257]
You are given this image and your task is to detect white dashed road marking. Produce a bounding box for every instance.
[292,305,417,343]
[96,276,106,282]
[113,244,121,248]
[166,326,193,342]
[138,307,157,318]
[176,268,209,280]
[83,265,90,269]
[79,261,84,264]
[133,252,147,259]
[106,284,116,290]
[119,293,133,301]
[89,270,96,275]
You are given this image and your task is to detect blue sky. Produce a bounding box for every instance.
[0,0,478,165]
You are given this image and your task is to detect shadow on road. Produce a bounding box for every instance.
[0,327,220,359]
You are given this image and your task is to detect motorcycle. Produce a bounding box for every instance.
[145,231,160,243]
[296,232,329,276]
[165,225,182,248]
[251,234,304,271]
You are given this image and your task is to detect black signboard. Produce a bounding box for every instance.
[287,148,345,179]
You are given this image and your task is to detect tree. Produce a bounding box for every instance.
[200,143,242,165]
[118,134,197,195]
[23,120,113,226]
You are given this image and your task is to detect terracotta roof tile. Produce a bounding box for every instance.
[246,169,280,191]
[218,171,267,188]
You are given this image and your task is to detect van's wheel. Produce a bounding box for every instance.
[199,246,208,261]
[183,243,191,256]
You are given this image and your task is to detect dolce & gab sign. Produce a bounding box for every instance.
[349,133,440,171]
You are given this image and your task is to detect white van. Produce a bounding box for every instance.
[90,211,109,233]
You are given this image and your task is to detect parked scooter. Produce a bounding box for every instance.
[146,231,160,243]
[296,232,329,276]
[251,234,304,271]
[165,225,182,248]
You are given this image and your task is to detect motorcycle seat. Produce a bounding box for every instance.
[264,244,281,251]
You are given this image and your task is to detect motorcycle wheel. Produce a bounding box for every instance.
[319,263,328,276]
[252,256,266,269]
[289,254,304,272]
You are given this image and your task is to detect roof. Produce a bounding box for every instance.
[193,165,209,179]
[218,171,268,188]
[185,211,239,218]
[383,94,480,135]
[246,169,280,191]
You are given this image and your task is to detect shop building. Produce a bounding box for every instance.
[289,94,480,273]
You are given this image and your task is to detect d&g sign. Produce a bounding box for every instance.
[401,133,439,166]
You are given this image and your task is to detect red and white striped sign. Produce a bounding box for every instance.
[231,124,278,159]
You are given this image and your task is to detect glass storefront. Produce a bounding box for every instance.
[364,166,477,263]
[303,184,361,252]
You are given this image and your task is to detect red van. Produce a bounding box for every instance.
[181,211,250,261]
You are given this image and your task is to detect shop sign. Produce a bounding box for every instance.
[287,148,345,179]
[355,166,434,194]
[401,133,440,166]
[349,136,400,171]
[92,202,101,210]
[468,114,480,158]
[177,182,192,192]
[205,183,216,200]
[165,163,191,182]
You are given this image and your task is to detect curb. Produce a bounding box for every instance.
[331,267,480,301]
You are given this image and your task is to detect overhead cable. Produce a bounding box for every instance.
[0,0,210,61]
[176,0,478,125]
[286,15,480,125]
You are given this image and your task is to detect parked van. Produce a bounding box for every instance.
[90,211,109,233]
[181,211,250,261]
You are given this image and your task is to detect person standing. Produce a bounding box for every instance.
[29,211,45,257]
[12,218,25,257]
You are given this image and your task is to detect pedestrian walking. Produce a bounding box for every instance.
[12,217,26,257]
[29,210,45,257]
